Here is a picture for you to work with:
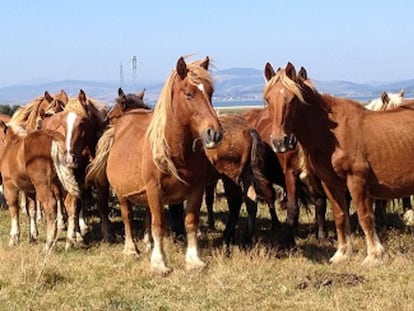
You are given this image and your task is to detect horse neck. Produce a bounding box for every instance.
[292,93,335,155]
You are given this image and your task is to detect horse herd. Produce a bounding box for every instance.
[0,56,412,275]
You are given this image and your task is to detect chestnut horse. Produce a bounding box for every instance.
[0,121,80,252]
[264,61,414,265]
[86,57,223,274]
[8,90,69,225]
[41,89,106,248]
[86,87,151,242]
[10,90,68,130]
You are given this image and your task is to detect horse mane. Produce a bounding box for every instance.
[263,68,305,103]
[10,96,44,129]
[65,96,107,128]
[85,126,114,187]
[145,59,213,181]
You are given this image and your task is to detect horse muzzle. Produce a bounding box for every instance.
[65,152,78,169]
[201,127,223,149]
[271,133,297,153]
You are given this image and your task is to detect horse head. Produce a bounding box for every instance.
[172,56,223,149]
[105,88,150,124]
[63,89,105,169]
[264,62,302,153]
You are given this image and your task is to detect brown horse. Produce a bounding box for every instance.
[240,105,327,245]
[264,61,414,265]
[86,87,151,241]
[41,89,106,248]
[10,90,68,130]
[86,57,223,274]
[203,114,285,245]
[0,121,80,252]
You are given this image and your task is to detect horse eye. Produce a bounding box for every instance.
[184,91,194,99]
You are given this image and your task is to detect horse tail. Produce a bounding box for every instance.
[85,126,114,187]
[248,129,276,204]
[51,140,81,198]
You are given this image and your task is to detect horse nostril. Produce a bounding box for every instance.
[214,129,223,143]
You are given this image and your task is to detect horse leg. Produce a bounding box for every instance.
[282,170,299,247]
[184,185,205,271]
[347,177,384,265]
[4,183,20,246]
[321,182,352,264]
[50,185,66,232]
[315,196,328,241]
[205,180,217,230]
[96,183,113,242]
[118,197,139,257]
[222,177,243,247]
[168,203,186,242]
[402,196,412,212]
[26,194,39,242]
[37,186,58,253]
[36,200,43,224]
[243,197,257,245]
[64,193,81,249]
[146,187,171,275]
[374,199,387,228]
[79,189,91,236]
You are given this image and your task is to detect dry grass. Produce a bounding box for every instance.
[0,197,414,310]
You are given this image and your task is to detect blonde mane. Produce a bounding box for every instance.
[65,97,107,123]
[10,96,44,129]
[263,67,305,103]
[145,59,213,181]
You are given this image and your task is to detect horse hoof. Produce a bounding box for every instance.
[329,251,350,264]
[9,235,19,246]
[186,258,206,271]
[151,264,172,276]
[361,255,384,267]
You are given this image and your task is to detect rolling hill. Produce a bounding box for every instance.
[1,68,413,107]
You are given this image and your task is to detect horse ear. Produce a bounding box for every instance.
[137,88,146,100]
[44,91,53,102]
[199,57,210,70]
[264,62,276,81]
[298,67,308,81]
[0,120,8,134]
[176,57,188,79]
[285,62,297,81]
[60,89,69,103]
[400,89,405,97]
[79,89,87,102]
[118,87,126,98]
[381,91,390,104]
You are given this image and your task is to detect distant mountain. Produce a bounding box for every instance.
[1,68,414,106]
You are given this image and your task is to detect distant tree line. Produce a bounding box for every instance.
[0,104,20,116]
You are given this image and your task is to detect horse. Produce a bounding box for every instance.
[86,56,223,274]
[203,114,285,246]
[0,121,80,252]
[86,87,151,242]
[10,90,68,130]
[264,61,414,265]
[365,89,404,111]
[240,104,328,245]
[0,113,11,209]
[41,89,106,249]
[365,89,411,224]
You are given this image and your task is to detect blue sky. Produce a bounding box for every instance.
[1,0,413,86]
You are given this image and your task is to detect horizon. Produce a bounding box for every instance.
[1,1,414,88]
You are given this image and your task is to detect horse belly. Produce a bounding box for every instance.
[368,156,414,199]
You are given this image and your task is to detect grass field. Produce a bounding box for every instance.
[0,194,414,310]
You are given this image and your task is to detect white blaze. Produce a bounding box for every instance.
[197,83,205,94]
[66,112,77,155]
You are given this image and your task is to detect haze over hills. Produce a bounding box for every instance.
[1,67,413,107]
